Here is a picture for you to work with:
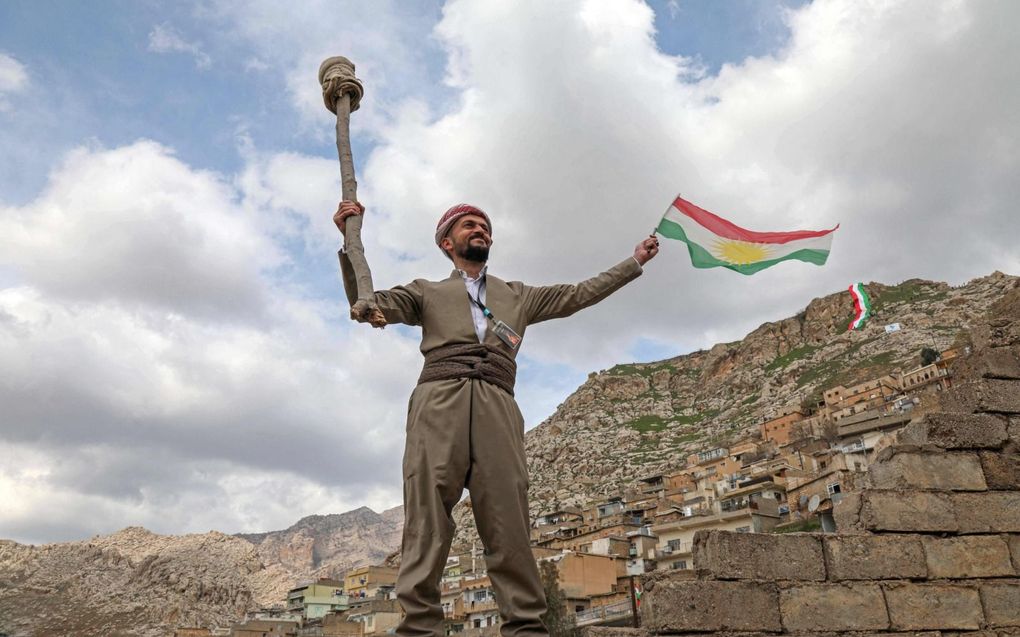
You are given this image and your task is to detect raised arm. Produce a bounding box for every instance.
[520,236,658,324]
[336,201,423,326]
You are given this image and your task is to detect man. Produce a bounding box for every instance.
[335,200,658,637]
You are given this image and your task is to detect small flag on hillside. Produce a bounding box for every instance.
[655,195,838,275]
[848,283,872,330]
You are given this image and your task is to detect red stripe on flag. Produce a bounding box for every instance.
[673,196,838,244]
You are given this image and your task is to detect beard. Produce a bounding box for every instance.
[457,238,490,263]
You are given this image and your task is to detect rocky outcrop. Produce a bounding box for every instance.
[0,527,291,637]
[451,272,1016,547]
[0,506,404,637]
[236,505,404,580]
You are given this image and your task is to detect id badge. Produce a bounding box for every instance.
[492,320,522,350]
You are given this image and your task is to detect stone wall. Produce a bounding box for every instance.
[587,285,1020,637]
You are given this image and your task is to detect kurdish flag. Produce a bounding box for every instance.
[848,283,872,331]
[656,195,838,275]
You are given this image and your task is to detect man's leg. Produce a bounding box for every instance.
[466,381,548,637]
[397,381,472,637]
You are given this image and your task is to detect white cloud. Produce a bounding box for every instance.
[0,52,29,111]
[148,23,212,69]
[347,0,1020,370]
[0,141,420,543]
[4,0,1020,544]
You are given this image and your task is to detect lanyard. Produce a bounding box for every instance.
[467,291,497,323]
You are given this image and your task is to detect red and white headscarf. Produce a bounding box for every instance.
[434,204,492,251]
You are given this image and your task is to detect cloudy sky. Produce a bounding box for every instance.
[1,0,1018,544]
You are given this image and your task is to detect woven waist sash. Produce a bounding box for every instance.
[417,343,517,396]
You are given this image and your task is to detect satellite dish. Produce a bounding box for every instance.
[808,495,821,513]
[798,495,809,508]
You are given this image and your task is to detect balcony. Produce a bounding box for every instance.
[655,542,692,559]
[466,600,500,614]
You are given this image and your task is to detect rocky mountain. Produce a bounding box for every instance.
[0,506,404,637]
[0,527,288,637]
[452,271,1018,545]
[236,505,404,581]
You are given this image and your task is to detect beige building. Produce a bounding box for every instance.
[651,498,781,571]
[287,580,347,620]
[760,409,806,445]
[344,599,402,635]
[541,551,624,609]
[344,566,398,599]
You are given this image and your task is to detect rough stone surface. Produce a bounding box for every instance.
[945,379,1020,415]
[640,579,781,633]
[953,492,1020,532]
[1010,534,1020,572]
[922,536,1014,578]
[976,349,1020,380]
[693,531,825,581]
[980,581,1020,627]
[580,628,648,637]
[868,448,987,491]
[884,583,983,631]
[861,491,958,532]
[779,583,889,632]
[824,535,926,581]
[981,448,1020,490]
[832,493,865,533]
[898,413,1009,449]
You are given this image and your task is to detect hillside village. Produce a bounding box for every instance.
[181,343,963,637]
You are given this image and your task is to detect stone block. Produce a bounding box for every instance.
[693,530,825,581]
[884,583,983,630]
[640,578,781,633]
[833,492,865,533]
[981,448,1020,489]
[779,583,889,631]
[868,447,987,491]
[953,492,1020,533]
[922,536,1014,578]
[944,380,1020,415]
[1009,535,1020,572]
[898,413,1008,449]
[861,491,959,533]
[824,535,926,581]
[981,581,1020,627]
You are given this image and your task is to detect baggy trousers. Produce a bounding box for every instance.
[396,377,548,637]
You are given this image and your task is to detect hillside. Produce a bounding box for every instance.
[236,505,403,580]
[0,506,404,637]
[1,271,1014,636]
[452,272,1017,545]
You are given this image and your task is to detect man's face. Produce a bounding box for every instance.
[442,214,491,263]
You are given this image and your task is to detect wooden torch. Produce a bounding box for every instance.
[318,56,386,328]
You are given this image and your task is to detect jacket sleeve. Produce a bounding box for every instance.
[520,257,643,325]
[339,249,424,326]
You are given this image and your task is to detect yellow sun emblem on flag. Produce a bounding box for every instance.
[712,239,772,265]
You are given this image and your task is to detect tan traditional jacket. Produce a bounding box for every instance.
[340,253,642,358]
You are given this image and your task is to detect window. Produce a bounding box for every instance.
[827,483,842,495]
[671,560,688,570]
[735,526,751,533]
